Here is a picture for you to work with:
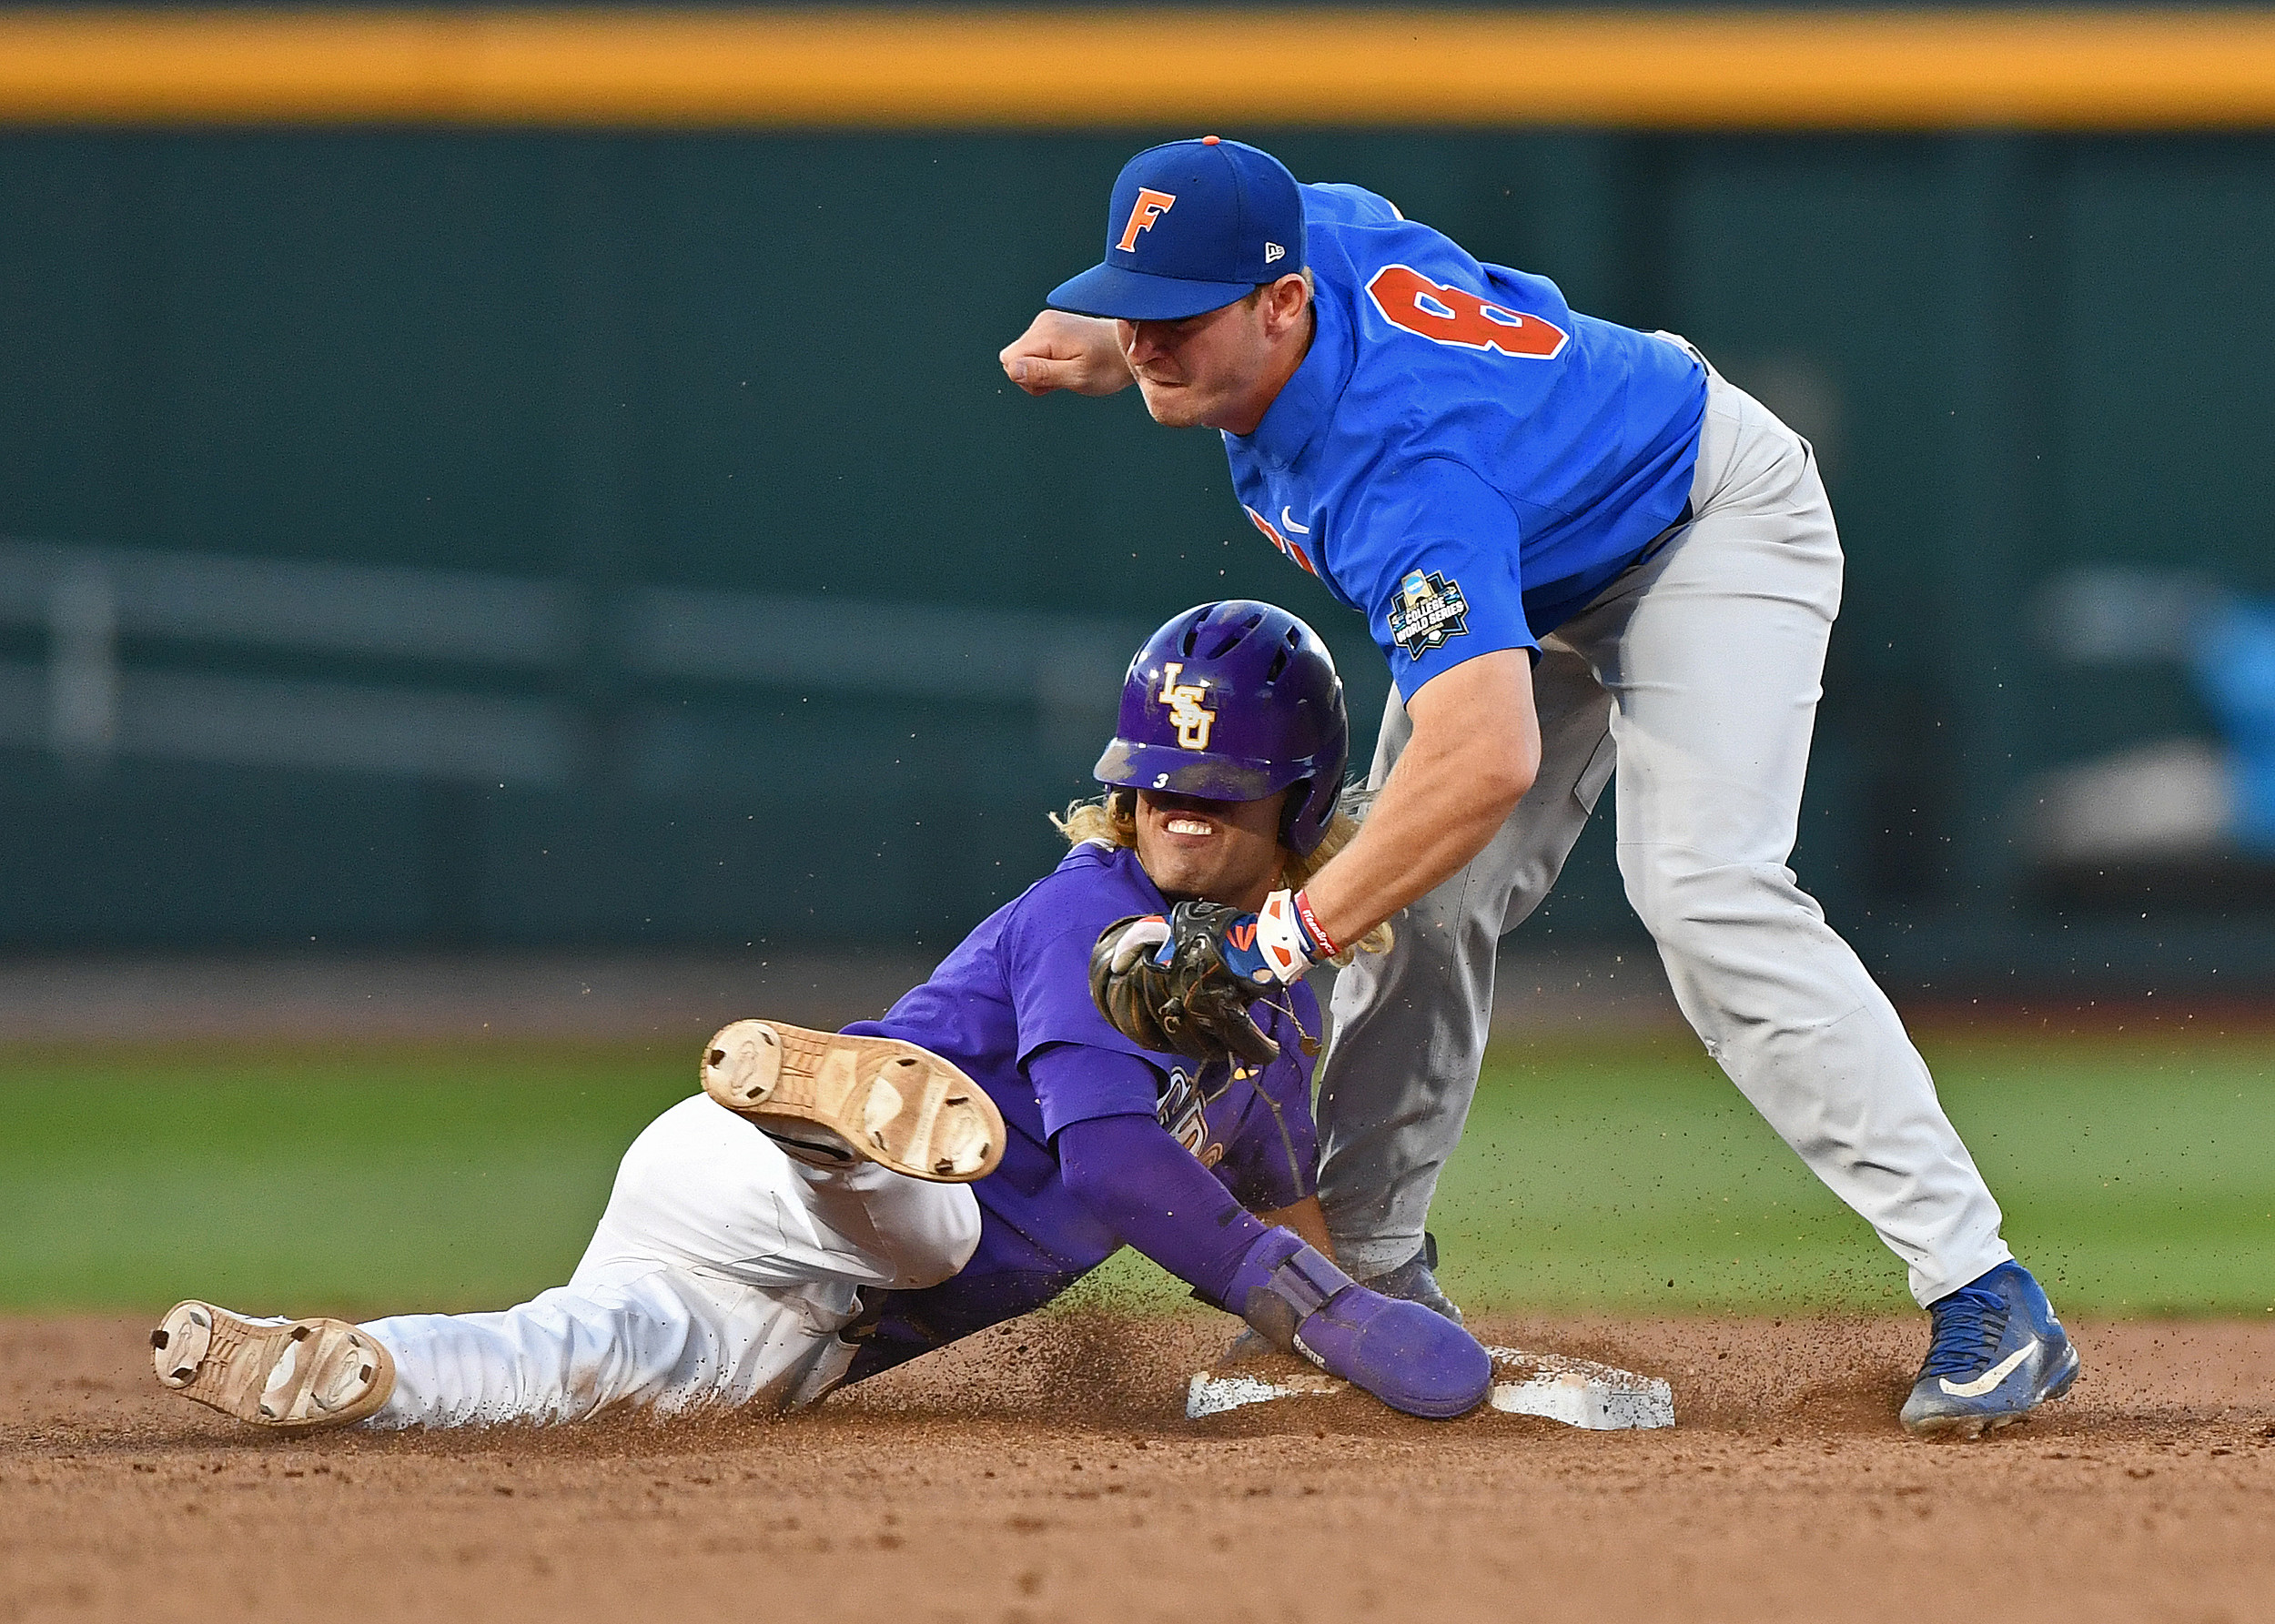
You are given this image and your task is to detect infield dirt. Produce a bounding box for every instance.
[5,1311,2270,1623]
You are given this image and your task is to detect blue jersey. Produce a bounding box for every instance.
[1227,182,1708,699]
[845,841,1320,1324]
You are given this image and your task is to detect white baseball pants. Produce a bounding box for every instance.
[358,1094,980,1427]
[1319,349,2013,1308]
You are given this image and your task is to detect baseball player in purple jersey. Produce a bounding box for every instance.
[148,601,1490,1432]
[1002,136,2076,1437]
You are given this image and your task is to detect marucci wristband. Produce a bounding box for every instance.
[1256,888,1333,983]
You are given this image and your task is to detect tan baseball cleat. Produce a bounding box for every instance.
[152,1301,395,1432]
[701,1019,1004,1183]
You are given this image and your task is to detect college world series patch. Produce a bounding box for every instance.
[1387,569,1470,657]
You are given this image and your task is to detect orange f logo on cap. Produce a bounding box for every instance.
[1117,188,1178,253]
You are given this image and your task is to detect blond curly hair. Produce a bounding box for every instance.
[1050,788,1392,963]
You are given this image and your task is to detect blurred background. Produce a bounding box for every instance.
[2,5,2270,1319]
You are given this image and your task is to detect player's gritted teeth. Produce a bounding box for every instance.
[1133,788,1287,913]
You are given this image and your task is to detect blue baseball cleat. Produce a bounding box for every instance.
[1900,1260,2080,1439]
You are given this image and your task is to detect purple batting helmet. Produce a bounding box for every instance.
[1094,600,1348,856]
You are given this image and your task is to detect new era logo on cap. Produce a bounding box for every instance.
[1048,137,1308,322]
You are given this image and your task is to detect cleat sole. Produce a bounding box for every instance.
[701,1019,1003,1184]
[151,1301,394,1432]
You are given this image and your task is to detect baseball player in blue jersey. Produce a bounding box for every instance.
[149,602,1490,1431]
[1003,136,2077,1438]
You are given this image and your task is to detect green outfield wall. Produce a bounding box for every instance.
[5,62,2275,980]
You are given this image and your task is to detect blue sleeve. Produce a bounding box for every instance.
[1338,456,1534,701]
[1303,180,1405,227]
[1023,1041,1163,1141]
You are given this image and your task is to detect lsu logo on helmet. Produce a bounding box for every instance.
[1157,661,1215,749]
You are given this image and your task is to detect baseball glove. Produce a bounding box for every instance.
[1088,903,1281,1067]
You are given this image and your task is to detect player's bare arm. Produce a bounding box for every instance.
[999,310,1132,396]
[1300,650,1539,951]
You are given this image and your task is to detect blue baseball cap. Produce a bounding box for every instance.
[1048,136,1306,322]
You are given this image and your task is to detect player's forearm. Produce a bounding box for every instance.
[1057,1113,1272,1305]
[1302,649,1540,946]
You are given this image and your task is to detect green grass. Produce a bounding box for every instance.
[0,1044,691,1316]
[1430,1031,2275,1316]
[3,1032,2270,1317]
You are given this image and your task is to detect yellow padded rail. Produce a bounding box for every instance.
[5,9,2275,129]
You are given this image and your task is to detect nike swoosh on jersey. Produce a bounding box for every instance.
[1280,507,1310,534]
[1938,1339,2037,1398]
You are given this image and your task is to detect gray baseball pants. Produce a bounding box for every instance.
[1317,351,2012,1309]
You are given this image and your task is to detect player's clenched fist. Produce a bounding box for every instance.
[999,309,1134,397]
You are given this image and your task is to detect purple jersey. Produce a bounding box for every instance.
[841,841,1320,1371]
